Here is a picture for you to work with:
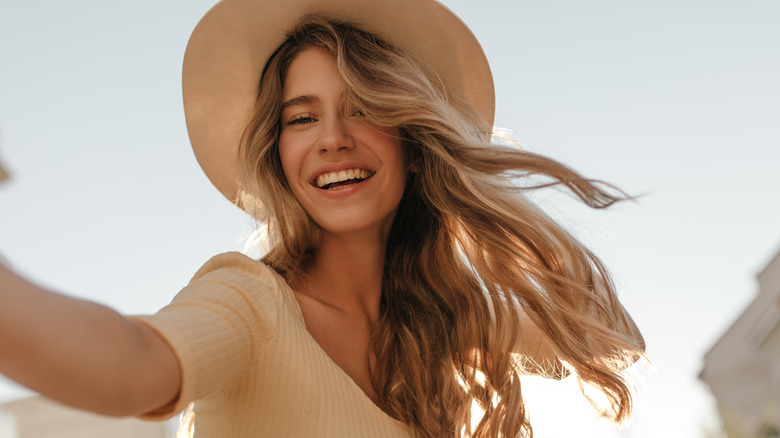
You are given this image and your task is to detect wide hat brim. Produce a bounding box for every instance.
[183,0,495,206]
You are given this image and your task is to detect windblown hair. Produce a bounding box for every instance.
[238,17,645,438]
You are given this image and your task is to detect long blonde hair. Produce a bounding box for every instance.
[238,17,645,438]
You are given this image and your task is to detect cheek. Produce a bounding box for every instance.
[377,129,405,162]
[278,136,303,187]
[374,134,407,178]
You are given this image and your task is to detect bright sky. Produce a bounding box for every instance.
[1,0,779,436]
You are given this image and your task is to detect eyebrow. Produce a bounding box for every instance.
[281,95,319,111]
[280,91,353,111]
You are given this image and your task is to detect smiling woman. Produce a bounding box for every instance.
[0,0,645,437]
[277,49,408,238]
[229,16,643,437]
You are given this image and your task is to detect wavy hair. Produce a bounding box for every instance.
[238,17,645,438]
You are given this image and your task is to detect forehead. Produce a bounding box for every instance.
[282,48,343,100]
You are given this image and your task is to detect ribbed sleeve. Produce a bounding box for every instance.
[131,252,412,437]
[131,252,280,419]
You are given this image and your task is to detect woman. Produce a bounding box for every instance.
[0,0,644,436]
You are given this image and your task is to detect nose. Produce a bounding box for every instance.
[316,114,354,154]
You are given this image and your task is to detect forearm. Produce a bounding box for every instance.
[0,262,180,416]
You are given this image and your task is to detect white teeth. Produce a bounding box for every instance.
[315,168,372,188]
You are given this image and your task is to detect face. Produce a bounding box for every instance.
[278,48,408,238]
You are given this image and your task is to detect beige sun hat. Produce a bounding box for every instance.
[183,0,494,206]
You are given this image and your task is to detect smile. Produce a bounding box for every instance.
[314,168,374,190]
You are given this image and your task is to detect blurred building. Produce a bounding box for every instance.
[0,144,9,182]
[0,395,171,438]
[0,159,8,182]
[700,250,780,437]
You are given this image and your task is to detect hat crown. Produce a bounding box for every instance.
[184,0,494,207]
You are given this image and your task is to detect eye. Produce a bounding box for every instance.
[284,113,317,126]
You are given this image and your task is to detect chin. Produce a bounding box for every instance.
[315,213,396,238]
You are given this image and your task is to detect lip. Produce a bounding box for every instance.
[313,177,372,199]
[308,161,376,186]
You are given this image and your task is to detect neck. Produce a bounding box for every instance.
[296,228,388,323]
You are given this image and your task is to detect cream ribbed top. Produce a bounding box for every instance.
[133,252,412,437]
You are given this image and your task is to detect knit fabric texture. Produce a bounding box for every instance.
[132,252,412,437]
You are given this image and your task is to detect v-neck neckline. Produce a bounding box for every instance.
[267,267,406,428]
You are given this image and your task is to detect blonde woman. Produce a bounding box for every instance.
[0,0,645,437]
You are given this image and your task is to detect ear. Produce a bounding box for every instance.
[401,136,420,173]
[406,150,421,173]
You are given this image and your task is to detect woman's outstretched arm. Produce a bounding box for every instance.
[0,261,181,416]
